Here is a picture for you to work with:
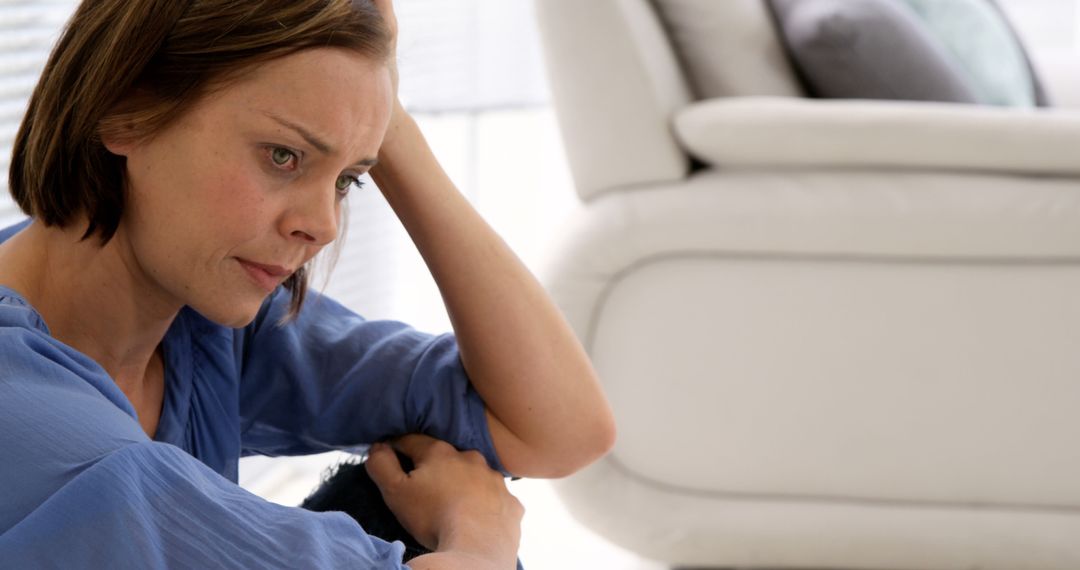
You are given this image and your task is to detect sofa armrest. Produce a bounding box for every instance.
[674,97,1080,175]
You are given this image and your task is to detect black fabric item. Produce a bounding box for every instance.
[301,452,526,569]
[767,0,981,102]
[301,451,432,561]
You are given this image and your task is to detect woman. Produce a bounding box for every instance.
[0,0,616,568]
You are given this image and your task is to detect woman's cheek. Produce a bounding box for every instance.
[203,166,273,225]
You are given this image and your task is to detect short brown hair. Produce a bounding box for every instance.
[9,0,391,318]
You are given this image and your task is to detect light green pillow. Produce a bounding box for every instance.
[899,0,1037,107]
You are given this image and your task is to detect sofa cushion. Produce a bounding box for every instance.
[652,0,804,99]
[673,97,1080,175]
[901,0,1049,107]
[768,0,980,103]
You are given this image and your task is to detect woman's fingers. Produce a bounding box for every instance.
[390,433,449,464]
[364,442,407,489]
[365,434,523,562]
[368,433,460,487]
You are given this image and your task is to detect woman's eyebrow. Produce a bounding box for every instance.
[261,111,378,168]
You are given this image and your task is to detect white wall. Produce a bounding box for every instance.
[998,0,1079,51]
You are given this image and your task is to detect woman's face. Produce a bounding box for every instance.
[109,48,393,327]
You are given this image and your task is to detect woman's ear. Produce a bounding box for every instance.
[97,100,144,157]
[98,113,139,157]
[99,131,135,157]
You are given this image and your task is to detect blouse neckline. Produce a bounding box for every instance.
[0,282,191,445]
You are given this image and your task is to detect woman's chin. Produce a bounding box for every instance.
[189,297,265,329]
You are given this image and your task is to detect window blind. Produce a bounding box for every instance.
[0,1,76,228]
[396,0,548,112]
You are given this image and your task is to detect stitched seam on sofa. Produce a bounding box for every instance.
[602,454,1080,514]
[583,251,1080,352]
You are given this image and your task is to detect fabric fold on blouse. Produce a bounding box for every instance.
[0,218,508,568]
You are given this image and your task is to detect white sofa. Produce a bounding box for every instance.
[535,1,1080,568]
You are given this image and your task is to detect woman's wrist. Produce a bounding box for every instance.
[435,521,520,569]
[407,523,519,570]
[408,551,513,570]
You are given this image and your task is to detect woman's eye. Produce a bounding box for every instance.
[335,175,363,197]
[269,147,297,168]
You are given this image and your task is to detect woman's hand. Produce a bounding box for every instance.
[365,434,523,569]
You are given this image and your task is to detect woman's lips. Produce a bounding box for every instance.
[237,258,292,292]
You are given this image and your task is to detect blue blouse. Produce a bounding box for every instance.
[0,219,507,568]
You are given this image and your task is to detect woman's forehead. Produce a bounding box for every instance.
[203,48,393,154]
[229,48,388,109]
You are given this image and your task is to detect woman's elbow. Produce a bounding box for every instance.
[496,414,616,479]
[546,407,618,478]
[586,408,618,465]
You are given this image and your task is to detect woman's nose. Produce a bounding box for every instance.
[280,183,338,246]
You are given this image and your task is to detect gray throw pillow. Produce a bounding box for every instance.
[652,0,806,99]
[900,0,1050,107]
[768,0,980,103]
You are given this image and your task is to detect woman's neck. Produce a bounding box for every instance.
[0,220,179,394]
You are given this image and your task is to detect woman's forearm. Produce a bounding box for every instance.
[370,104,616,478]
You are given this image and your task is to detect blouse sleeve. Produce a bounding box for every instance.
[0,327,408,568]
[233,287,508,475]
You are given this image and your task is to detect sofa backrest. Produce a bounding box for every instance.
[536,0,806,201]
[652,0,805,98]
[536,0,696,201]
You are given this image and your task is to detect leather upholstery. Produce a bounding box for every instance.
[535,1,1080,567]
